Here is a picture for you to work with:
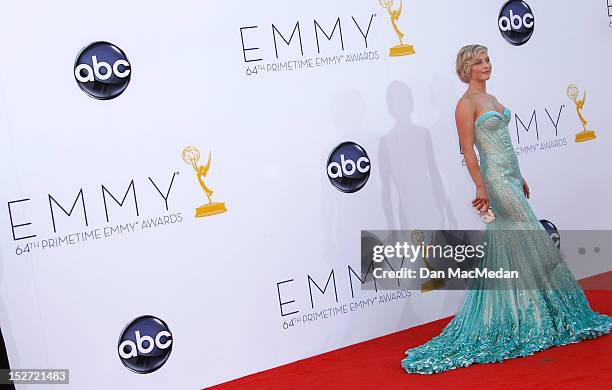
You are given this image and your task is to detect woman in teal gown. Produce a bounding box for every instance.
[401,44,612,374]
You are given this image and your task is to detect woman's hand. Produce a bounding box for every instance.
[522,178,530,199]
[472,185,489,212]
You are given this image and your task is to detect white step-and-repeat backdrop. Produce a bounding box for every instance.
[1,1,610,388]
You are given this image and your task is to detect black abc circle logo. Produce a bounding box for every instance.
[327,142,371,193]
[540,219,560,249]
[498,0,535,46]
[74,41,131,100]
[118,315,173,374]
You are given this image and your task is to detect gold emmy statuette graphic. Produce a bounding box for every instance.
[411,230,445,293]
[379,0,415,57]
[182,146,227,218]
[567,83,596,142]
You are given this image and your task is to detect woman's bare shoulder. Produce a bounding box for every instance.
[455,95,475,115]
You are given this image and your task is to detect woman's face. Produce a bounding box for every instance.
[470,51,491,82]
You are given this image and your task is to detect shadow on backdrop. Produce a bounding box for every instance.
[379,80,463,328]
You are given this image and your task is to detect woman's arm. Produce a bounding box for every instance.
[456,98,489,211]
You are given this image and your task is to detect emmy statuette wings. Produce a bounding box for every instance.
[182,146,227,218]
[379,0,415,57]
[411,230,445,292]
[567,83,596,142]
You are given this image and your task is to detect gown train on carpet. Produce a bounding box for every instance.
[401,107,612,374]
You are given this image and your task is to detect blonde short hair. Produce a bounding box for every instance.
[456,44,488,83]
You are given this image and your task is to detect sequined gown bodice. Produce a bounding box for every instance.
[472,107,541,229]
[400,106,612,374]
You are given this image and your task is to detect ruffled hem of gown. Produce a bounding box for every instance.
[401,290,612,374]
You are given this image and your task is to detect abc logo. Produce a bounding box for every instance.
[327,142,371,193]
[498,0,534,46]
[540,219,560,249]
[118,315,172,374]
[74,41,131,100]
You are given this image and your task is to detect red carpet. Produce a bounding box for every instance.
[209,287,612,389]
[579,271,612,290]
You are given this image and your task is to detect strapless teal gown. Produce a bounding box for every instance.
[401,107,612,374]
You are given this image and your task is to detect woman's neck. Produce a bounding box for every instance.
[467,79,487,95]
